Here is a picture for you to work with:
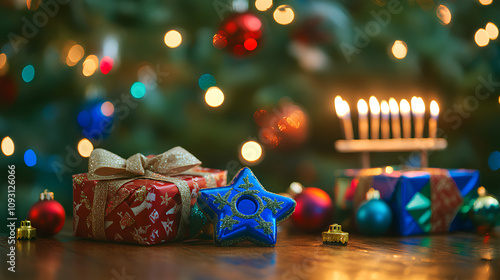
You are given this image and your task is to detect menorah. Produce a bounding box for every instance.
[334,96,447,169]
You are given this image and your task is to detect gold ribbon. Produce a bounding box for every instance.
[87,147,206,241]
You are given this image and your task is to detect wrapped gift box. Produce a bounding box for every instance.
[73,147,227,245]
[334,167,480,236]
[73,167,226,245]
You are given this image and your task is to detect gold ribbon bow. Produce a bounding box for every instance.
[88,147,213,242]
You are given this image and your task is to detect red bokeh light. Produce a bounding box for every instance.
[213,12,263,56]
[99,56,114,74]
[233,44,246,56]
[213,32,228,49]
[244,38,258,51]
[244,16,262,31]
[253,109,268,126]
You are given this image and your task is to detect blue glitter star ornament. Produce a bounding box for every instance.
[197,167,296,246]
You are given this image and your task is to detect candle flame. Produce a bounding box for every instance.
[418,97,425,113]
[381,100,390,115]
[389,98,399,114]
[400,99,410,114]
[411,97,425,114]
[357,99,368,115]
[335,98,350,117]
[334,96,343,114]
[341,101,350,117]
[430,100,439,117]
[369,96,380,115]
[411,96,418,111]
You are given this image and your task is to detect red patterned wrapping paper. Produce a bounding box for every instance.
[73,167,227,245]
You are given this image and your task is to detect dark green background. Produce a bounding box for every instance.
[1,0,499,234]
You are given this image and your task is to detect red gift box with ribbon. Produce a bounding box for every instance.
[72,147,227,245]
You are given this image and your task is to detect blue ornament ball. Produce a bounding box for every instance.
[356,199,393,236]
[470,193,500,233]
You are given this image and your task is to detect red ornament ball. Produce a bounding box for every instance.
[291,187,333,232]
[213,12,263,56]
[255,101,309,150]
[27,189,65,237]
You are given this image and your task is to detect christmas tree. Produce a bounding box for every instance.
[1,0,499,233]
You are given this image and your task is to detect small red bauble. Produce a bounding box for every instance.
[291,187,333,232]
[27,189,65,237]
[255,101,309,150]
[213,12,263,56]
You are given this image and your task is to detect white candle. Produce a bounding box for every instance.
[429,100,439,138]
[369,96,380,139]
[380,100,390,139]
[334,96,343,135]
[335,97,354,140]
[411,97,425,138]
[341,101,354,140]
[389,98,401,138]
[357,99,369,139]
[400,99,411,138]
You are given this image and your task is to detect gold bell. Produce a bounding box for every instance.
[17,220,36,240]
[322,224,348,245]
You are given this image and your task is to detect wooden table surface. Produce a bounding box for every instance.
[1,219,499,280]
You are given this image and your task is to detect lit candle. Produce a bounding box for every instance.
[429,100,439,138]
[400,99,411,138]
[335,97,354,140]
[357,99,369,139]
[380,100,390,139]
[411,97,425,138]
[369,96,380,139]
[334,96,343,112]
[389,98,401,138]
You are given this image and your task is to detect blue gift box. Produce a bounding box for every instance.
[335,167,480,236]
